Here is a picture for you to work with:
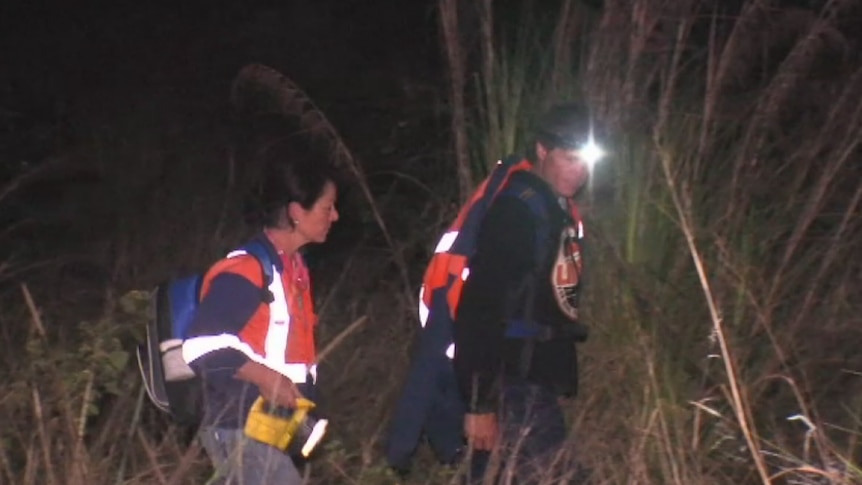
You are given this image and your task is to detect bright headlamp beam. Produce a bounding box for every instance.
[578,135,605,168]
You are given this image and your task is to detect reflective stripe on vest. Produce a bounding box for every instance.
[418,159,584,361]
[416,158,532,364]
[182,250,317,384]
[418,158,532,329]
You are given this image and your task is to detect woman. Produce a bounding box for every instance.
[182,133,340,484]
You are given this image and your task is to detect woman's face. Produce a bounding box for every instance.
[292,180,339,244]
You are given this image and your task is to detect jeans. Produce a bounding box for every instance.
[464,382,571,484]
[198,427,302,485]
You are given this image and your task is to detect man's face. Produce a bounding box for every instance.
[534,142,589,197]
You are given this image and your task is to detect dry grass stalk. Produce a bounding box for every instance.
[794,181,862,326]
[770,117,862,306]
[24,441,37,485]
[700,0,768,159]
[136,429,170,485]
[0,444,12,485]
[113,385,147,485]
[166,441,203,485]
[439,0,474,201]
[768,465,843,483]
[655,118,772,485]
[647,358,685,484]
[315,315,368,365]
[21,283,47,339]
[69,369,95,484]
[651,3,770,482]
[479,0,498,164]
[31,387,59,485]
[549,0,575,100]
[731,6,847,219]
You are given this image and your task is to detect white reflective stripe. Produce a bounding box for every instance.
[418,286,429,327]
[445,343,455,359]
[434,231,459,254]
[182,335,314,383]
[183,333,264,367]
[264,268,290,366]
[460,267,470,281]
[227,249,294,373]
[228,249,299,379]
[578,221,584,239]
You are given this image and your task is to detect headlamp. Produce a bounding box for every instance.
[577,135,606,169]
[539,129,606,168]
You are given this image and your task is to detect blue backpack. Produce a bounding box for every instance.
[136,239,275,424]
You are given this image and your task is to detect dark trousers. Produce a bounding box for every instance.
[464,381,570,484]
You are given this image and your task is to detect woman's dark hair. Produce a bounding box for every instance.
[244,129,340,229]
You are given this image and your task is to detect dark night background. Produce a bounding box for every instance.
[0,1,441,135]
[0,0,451,293]
[0,0,444,201]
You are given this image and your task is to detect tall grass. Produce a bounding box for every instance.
[438,0,599,190]
[447,0,862,483]
[585,0,862,483]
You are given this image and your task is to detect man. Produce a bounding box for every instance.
[454,103,594,483]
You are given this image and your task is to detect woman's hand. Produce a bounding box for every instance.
[259,374,303,409]
[235,361,304,408]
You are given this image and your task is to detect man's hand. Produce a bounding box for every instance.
[235,361,304,408]
[464,413,498,451]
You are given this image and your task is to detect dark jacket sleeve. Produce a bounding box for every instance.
[453,196,535,413]
[186,272,262,388]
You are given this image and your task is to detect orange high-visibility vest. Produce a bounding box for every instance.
[183,251,318,384]
[418,157,533,329]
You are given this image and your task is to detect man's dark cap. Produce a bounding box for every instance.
[535,103,591,149]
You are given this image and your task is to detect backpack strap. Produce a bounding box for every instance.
[496,174,553,308]
[487,154,526,195]
[237,238,276,304]
[496,179,552,378]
